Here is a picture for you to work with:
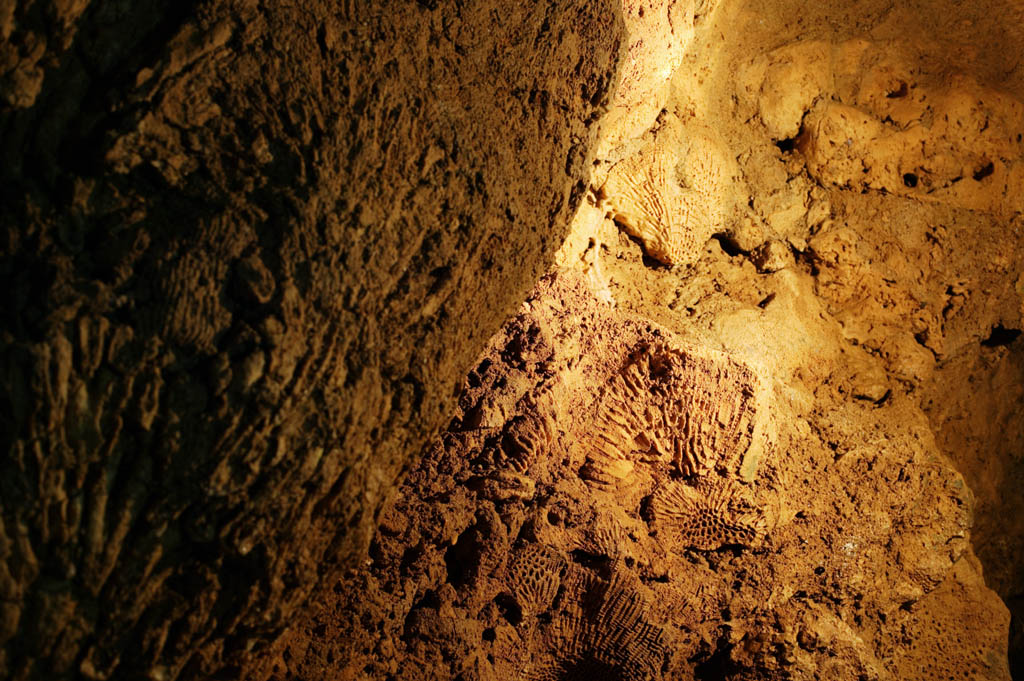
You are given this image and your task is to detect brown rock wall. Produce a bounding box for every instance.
[0,2,624,679]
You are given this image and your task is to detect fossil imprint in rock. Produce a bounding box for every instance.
[495,567,669,681]
[646,476,767,551]
[599,120,740,266]
[577,338,772,488]
[472,308,781,678]
[506,543,567,617]
[568,337,775,560]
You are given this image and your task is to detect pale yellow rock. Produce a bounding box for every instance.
[605,458,636,479]
[849,356,891,402]
[761,188,808,239]
[784,41,1024,214]
[740,40,833,140]
[556,199,617,305]
[598,0,702,154]
[728,214,767,252]
[599,118,739,266]
[751,240,793,273]
[805,198,832,229]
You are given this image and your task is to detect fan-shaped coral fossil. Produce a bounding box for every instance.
[536,571,668,681]
[576,340,770,487]
[600,123,737,266]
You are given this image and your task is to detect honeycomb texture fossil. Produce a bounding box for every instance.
[506,543,567,617]
[647,477,767,551]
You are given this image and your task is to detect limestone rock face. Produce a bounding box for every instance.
[740,39,1024,214]
[598,0,709,154]
[0,2,623,679]
[280,271,1007,680]
[3,0,1024,678]
[600,117,741,266]
[729,17,1024,663]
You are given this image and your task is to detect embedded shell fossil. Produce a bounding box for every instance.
[600,122,737,266]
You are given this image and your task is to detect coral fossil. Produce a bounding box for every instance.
[648,478,767,550]
[502,408,556,473]
[600,126,733,266]
[578,340,766,486]
[601,138,688,265]
[507,543,567,616]
[509,570,668,681]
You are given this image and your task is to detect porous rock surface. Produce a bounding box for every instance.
[281,271,1006,680]
[280,0,1024,677]
[722,4,1024,664]
[0,2,623,679]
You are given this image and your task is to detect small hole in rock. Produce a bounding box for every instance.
[886,81,909,98]
[713,234,744,257]
[981,325,1021,347]
[973,161,994,181]
[494,593,523,626]
[903,173,918,188]
[693,636,735,680]
[775,137,797,153]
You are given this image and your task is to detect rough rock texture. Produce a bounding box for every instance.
[280,271,1007,680]
[0,2,624,679]
[741,39,1024,214]
[4,0,1024,679]
[721,6,1024,668]
[596,0,706,155]
[278,0,1024,677]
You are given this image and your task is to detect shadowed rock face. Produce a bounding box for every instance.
[0,2,623,679]
[3,0,1024,679]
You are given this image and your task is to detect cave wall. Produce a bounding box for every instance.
[280,269,1010,680]
[0,2,624,679]
[270,0,1024,678]
[3,0,1024,679]
[714,0,1024,665]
